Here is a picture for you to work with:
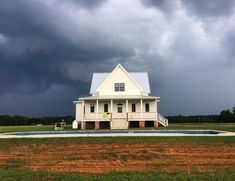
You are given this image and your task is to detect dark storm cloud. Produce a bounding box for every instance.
[222,28,235,58]
[181,0,235,17]
[0,0,235,116]
[0,0,132,95]
[64,0,108,9]
[140,0,176,13]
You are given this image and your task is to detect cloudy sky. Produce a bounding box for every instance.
[0,0,235,117]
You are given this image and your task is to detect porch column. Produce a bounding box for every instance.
[110,99,113,128]
[81,100,86,130]
[140,99,143,120]
[154,121,158,128]
[126,99,129,124]
[155,99,158,126]
[81,122,86,130]
[81,100,85,121]
[126,100,129,113]
[96,99,99,120]
[110,99,113,113]
[140,99,145,128]
[95,121,100,129]
[139,99,145,128]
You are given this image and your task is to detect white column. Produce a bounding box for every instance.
[126,100,129,113]
[96,99,99,120]
[140,99,143,120]
[111,99,113,113]
[81,100,84,121]
[110,99,113,128]
[155,99,158,120]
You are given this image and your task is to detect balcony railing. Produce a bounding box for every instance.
[83,112,157,121]
[128,112,157,120]
[84,113,112,121]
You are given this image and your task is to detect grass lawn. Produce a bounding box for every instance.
[0,168,235,181]
[1,123,235,133]
[159,123,235,132]
[0,125,235,180]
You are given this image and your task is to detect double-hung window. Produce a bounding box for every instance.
[115,83,119,91]
[132,103,136,112]
[114,83,125,92]
[145,103,150,112]
[90,104,95,113]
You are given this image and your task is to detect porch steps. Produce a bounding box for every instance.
[157,113,168,127]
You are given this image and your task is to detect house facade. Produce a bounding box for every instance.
[73,64,168,129]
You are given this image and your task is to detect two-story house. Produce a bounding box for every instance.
[73,64,168,129]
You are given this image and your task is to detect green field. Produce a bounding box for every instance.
[0,124,235,180]
[1,123,235,133]
[0,169,235,181]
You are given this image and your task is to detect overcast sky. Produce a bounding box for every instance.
[0,0,235,117]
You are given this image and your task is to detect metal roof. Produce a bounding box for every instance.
[90,72,151,94]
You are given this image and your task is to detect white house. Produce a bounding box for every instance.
[73,64,168,129]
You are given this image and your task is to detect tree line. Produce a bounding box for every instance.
[0,115,74,126]
[167,109,235,123]
[0,108,234,126]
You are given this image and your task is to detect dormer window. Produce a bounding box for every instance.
[114,83,125,92]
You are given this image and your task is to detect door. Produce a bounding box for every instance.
[111,103,128,129]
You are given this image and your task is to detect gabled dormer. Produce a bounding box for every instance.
[90,64,150,96]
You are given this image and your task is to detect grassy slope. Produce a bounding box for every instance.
[1,123,235,133]
[0,169,235,181]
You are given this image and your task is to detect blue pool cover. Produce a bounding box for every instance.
[10,130,221,136]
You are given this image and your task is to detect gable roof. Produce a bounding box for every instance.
[90,71,151,94]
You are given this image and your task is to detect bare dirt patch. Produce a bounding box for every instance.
[0,142,234,174]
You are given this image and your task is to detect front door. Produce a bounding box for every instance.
[111,103,128,129]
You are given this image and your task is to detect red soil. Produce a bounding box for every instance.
[0,142,234,174]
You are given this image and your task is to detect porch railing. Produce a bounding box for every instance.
[157,113,168,127]
[128,112,157,120]
[84,113,112,120]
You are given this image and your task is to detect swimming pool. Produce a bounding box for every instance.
[10,130,221,136]
[1,129,234,138]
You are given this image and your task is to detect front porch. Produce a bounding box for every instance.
[74,96,168,129]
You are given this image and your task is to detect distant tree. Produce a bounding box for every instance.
[219,109,233,123]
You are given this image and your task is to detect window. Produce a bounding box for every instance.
[120,83,125,91]
[132,103,136,112]
[117,104,123,113]
[90,104,95,113]
[104,104,108,112]
[115,83,119,91]
[145,103,150,112]
[114,83,125,92]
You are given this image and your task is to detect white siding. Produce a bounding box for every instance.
[75,102,83,121]
[98,66,142,96]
